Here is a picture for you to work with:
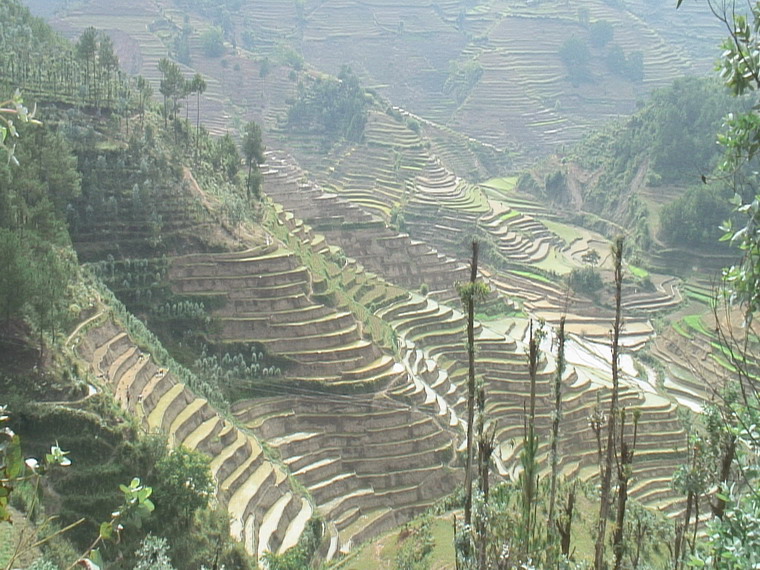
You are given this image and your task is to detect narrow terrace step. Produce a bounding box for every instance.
[292,457,342,485]
[209,431,248,480]
[114,354,151,403]
[146,383,184,431]
[96,334,132,372]
[221,450,265,495]
[258,492,294,559]
[333,506,361,531]
[93,332,129,373]
[229,459,275,511]
[338,506,393,554]
[167,398,208,444]
[318,487,375,520]
[181,416,220,450]
[277,498,313,554]
[106,346,138,386]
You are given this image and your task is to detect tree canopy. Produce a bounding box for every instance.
[286,66,369,143]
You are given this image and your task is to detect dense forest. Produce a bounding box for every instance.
[1,0,760,569]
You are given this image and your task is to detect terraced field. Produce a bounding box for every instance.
[169,243,404,389]
[35,0,742,561]
[232,394,460,557]
[74,318,308,560]
[72,246,464,560]
[46,0,725,164]
[257,152,692,513]
[262,152,469,300]
[377,291,688,512]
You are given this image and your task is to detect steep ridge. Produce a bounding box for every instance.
[73,317,307,560]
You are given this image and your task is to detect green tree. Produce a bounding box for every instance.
[201,27,225,58]
[241,120,265,199]
[0,228,30,326]
[211,133,240,181]
[673,6,760,567]
[286,66,369,142]
[151,446,213,526]
[97,33,119,108]
[660,184,732,247]
[27,245,72,359]
[136,76,153,127]
[566,266,603,294]
[158,58,184,128]
[190,73,206,160]
[589,20,614,47]
[75,27,98,97]
[703,0,760,315]
[559,36,591,84]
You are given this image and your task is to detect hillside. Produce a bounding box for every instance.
[518,76,741,258]
[39,0,724,166]
[2,0,757,568]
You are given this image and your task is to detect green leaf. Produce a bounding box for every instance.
[99,521,113,540]
[87,549,103,569]
[6,435,23,479]
[0,503,10,522]
[676,0,684,8]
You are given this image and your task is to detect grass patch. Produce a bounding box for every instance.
[684,286,712,305]
[628,264,649,279]
[672,321,693,340]
[499,209,521,221]
[683,314,713,338]
[510,269,554,285]
[340,515,455,569]
[542,219,584,244]
[534,249,574,276]
[710,352,737,373]
[482,177,518,192]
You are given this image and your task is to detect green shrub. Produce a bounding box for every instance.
[567,267,603,295]
[395,514,434,570]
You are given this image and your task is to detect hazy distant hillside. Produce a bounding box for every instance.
[236,0,722,156]
[29,0,724,163]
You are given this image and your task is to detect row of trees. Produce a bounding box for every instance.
[0,8,129,113]
[453,238,654,569]
[0,92,77,359]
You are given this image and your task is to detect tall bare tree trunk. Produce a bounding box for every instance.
[594,236,624,570]
[613,409,639,570]
[463,240,479,527]
[557,482,576,558]
[548,317,566,533]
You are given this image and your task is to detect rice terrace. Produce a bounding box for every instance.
[1,0,759,568]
